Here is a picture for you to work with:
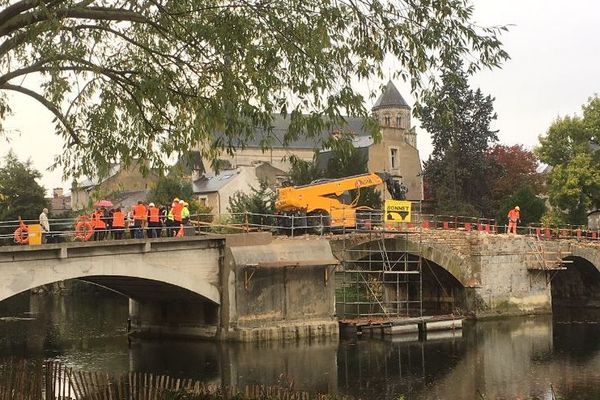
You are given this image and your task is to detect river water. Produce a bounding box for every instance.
[1,292,600,400]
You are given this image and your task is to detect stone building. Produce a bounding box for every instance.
[71,161,158,210]
[199,81,423,201]
[46,188,71,215]
[368,81,422,200]
[192,163,286,215]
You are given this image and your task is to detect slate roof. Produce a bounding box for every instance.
[210,82,410,150]
[77,164,121,189]
[372,80,410,111]
[229,114,369,150]
[192,169,241,193]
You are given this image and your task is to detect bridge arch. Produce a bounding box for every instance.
[338,236,469,315]
[552,249,600,310]
[0,271,220,305]
[0,238,223,304]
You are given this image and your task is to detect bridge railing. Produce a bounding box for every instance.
[0,211,599,244]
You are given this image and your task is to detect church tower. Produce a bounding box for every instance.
[368,81,423,200]
[371,80,415,147]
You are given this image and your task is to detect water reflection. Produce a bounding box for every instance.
[1,292,600,399]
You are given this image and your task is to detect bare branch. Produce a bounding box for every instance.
[0,0,48,26]
[0,6,148,37]
[1,83,80,145]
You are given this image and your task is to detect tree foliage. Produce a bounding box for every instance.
[287,138,381,208]
[228,180,276,225]
[0,0,508,178]
[536,97,600,224]
[148,171,212,216]
[0,151,48,221]
[485,144,545,223]
[147,170,194,207]
[486,144,543,201]
[496,185,546,226]
[287,155,322,186]
[419,62,498,216]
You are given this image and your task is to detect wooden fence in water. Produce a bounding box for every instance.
[0,360,344,400]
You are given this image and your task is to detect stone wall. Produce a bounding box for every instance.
[221,237,339,341]
[471,235,551,317]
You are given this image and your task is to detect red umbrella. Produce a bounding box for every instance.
[95,200,113,207]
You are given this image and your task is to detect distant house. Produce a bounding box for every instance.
[197,81,423,201]
[192,163,285,215]
[588,210,600,230]
[71,161,158,210]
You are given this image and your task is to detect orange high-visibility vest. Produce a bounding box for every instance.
[508,209,520,222]
[93,212,106,229]
[112,211,125,228]
[148,207,160,223]
[133,204,147,221]
[172,203,183,222]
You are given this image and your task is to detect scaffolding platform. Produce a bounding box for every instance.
[339,315,463,339]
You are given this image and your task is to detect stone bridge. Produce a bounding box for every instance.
[329,230,600,317]
[1,230,600,342]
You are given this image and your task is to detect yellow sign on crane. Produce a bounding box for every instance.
[384,200,411,223]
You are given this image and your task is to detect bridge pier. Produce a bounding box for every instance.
[128,298,219,339]
[220,235,340,341]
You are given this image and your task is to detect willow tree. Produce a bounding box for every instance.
[0,0,508,177]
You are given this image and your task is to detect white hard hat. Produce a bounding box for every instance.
[179,200,185,204]
[149,202,155,207]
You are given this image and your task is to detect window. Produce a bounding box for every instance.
[396,114,402,128]
[384,115,391,126]
[198,196,208,206]
[390,148,398,169]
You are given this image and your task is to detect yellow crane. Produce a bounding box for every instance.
[276,172,406,232]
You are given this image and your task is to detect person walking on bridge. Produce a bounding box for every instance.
[39,208,49,244]
[508,206,521,234]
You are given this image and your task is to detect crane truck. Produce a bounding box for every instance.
[275,172,407,233]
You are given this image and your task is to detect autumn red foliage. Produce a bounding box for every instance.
[486,144,543,202]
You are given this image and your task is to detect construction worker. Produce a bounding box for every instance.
[182,201,190,225]
[167,203,175,236]
[92,207,107,241]
[159,204,168,237]
[105,208,113,239]
[508,206,521,234]
[171,198,183,237]
[112,207,125,240]
[147,202,161,238]
[132,201,147,239]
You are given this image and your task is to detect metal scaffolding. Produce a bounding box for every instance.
[336,219,424,320]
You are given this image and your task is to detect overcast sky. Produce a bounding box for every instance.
[2,0,599,195]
